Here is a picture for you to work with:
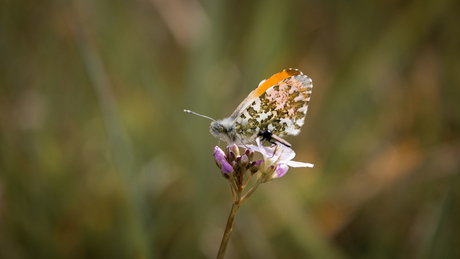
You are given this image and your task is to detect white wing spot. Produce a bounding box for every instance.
[258,112,269,121]
[252,98,261,112]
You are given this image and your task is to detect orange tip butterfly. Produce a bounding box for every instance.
[184,68,313,146]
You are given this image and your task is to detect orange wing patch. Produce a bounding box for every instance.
[252,68,303,97]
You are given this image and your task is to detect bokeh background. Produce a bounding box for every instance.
[1,0,459,258]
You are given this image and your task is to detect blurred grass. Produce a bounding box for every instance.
[1,0,460,258]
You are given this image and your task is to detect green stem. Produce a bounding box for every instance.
[217,172,264,259]
[240,174,263,204]
[216,202,241,259]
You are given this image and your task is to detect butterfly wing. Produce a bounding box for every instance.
[229,68,303,121]
[234,72,313,141]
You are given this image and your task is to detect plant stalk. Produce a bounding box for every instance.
[216,202,240,259]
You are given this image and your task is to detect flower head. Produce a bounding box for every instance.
[213,137,314,191]
[213,145,261,176]
[243,138,314,182]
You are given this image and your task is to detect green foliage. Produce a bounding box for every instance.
[1,0,459,258]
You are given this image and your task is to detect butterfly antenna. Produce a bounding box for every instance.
[184,109,216,122]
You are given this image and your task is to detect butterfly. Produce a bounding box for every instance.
[184,68,313,146]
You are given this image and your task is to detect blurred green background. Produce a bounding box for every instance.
[1,0,459,258]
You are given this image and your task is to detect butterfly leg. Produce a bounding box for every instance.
[235,133,251,149]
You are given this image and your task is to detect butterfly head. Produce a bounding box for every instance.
[184,110,239,144]
[210,118,237,144]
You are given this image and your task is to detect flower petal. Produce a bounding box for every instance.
[221,161,234,174]
[256,138,273,157]
[273,163,289,178]
[279,148,296,161]
[285,160,314,168]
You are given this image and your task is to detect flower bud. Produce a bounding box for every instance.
[234,156,242,171]
[249,160,262,174]
[244,148,254,161]
[213,146,226,169]
[227,151,236,163]
[221,160,234,174]
[239,154,249,168]
[230,160,238,170]
[227,144,239,157]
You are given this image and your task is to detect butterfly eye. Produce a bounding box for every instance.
[210,121,224,135]
[217,125,225,133]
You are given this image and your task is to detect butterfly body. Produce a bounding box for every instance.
[209,68,313,145]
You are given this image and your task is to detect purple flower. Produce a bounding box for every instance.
[242,138,314,181]
[214,146,233,174]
